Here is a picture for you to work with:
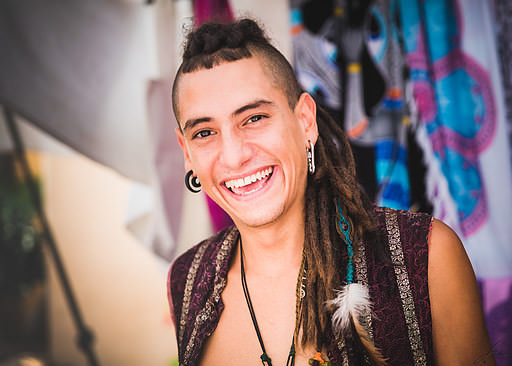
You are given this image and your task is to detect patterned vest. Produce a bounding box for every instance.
[168,206,434,365]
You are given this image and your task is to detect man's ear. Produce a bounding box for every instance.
[295,92,319,145]
[175,127,193,172]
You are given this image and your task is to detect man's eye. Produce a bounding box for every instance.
[193,130,213,139]
[247,115,265,124]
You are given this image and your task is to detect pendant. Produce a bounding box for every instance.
[308,352,331,366]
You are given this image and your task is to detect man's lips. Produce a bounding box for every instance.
[224,167,274,194]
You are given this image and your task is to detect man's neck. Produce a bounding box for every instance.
[234,215,305,277]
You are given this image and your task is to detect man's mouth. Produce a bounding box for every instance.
[224,167,274,195]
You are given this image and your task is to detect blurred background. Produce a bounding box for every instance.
[0,0,511,365]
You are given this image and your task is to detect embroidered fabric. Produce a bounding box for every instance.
[168,206,433,365]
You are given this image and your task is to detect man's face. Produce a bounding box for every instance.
[175,57,318,231]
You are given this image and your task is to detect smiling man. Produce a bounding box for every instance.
[168,19,494,366]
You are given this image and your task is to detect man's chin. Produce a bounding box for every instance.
[229,206,284,230]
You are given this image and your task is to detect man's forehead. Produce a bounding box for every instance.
[176,58,288,125]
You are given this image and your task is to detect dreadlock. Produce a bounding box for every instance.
[303,106,377,350]
[173,17,380,361]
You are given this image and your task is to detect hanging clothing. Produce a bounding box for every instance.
[289,0,380,200]
[367,0,413,210]
[400,1,512,364]
[493,0,512,181]
[193,0,233,26]
[290,0,417,210]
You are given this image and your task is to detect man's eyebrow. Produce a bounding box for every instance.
[232,100,274,118]
[182,100,274,132]
[182,117,211,133]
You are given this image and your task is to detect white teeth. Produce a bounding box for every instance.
[225,167,273,190]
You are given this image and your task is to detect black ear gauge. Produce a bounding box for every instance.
[185,170,201,193]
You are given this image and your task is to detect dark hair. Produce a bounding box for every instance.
[172,18,302,123]
[303,107,377,350]
[173,17,377,357]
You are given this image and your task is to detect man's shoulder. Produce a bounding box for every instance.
[368,206,433,253]
[371,205,433,230]
[370,205,433,255]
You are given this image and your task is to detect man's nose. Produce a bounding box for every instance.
[218,129,251,169]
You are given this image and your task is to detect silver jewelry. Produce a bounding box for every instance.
[307,140,316,175]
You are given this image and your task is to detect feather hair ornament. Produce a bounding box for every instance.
[331,200,388,365]
[328,283,371,332]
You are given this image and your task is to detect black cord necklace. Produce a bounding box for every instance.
[239,236,299,366]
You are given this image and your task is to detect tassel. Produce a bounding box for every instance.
[327,283,388,365]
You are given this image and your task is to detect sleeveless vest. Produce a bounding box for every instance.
[168,206,433,365]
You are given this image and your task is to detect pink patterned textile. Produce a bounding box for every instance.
[168,206,433,365]
[193,0,233,27]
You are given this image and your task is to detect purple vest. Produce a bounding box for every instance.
[168,206,433,365]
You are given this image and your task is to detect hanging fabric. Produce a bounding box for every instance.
[290,0,341,111]
[366,0,412,210]
[193,0,233,26]
[399,1,512,364]
[493,0,512,174]
[289,0,384,200]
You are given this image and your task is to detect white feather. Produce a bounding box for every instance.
[327,283,372,336]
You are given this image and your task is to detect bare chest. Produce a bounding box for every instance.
[199,267,317,366]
